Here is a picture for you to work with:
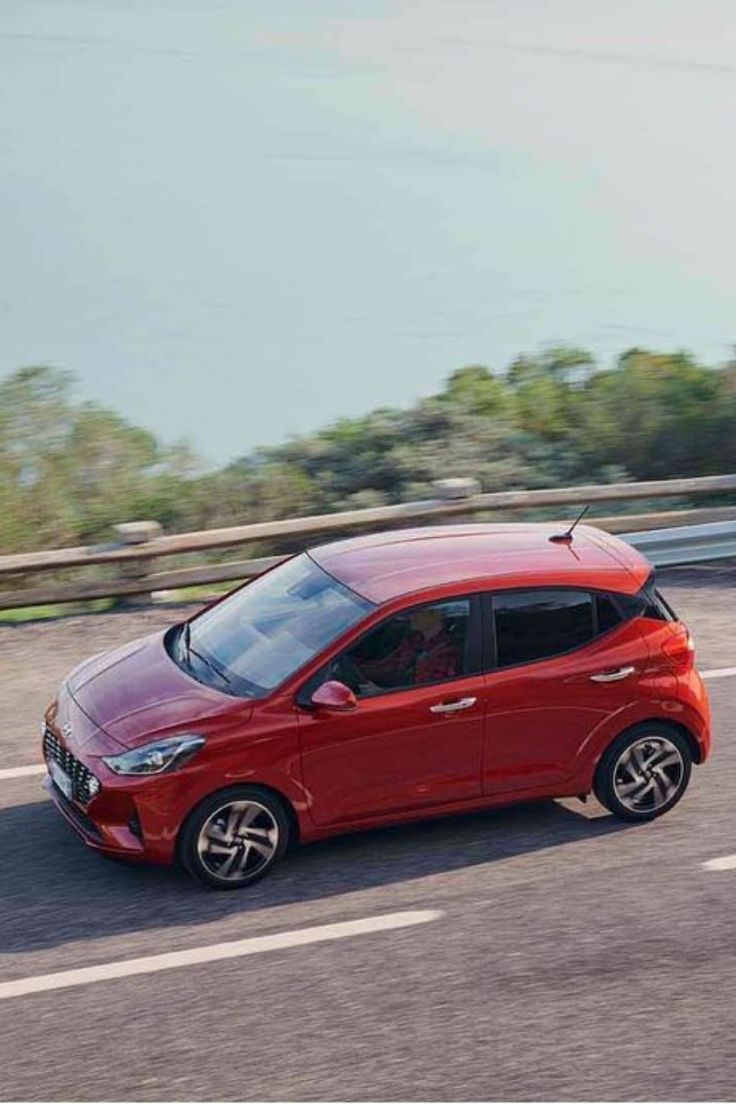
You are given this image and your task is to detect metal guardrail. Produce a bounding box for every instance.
[623,521,736,567]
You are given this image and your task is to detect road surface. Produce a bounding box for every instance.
[1,565,735,1101]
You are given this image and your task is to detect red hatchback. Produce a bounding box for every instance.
[43,523,711,889]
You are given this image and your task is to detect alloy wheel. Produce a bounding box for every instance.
[613,736,685,813]
[196,799,279,882]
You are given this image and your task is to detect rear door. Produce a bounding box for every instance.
[481,588,651,794]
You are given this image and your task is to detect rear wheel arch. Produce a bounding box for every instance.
[664,720,705,765]
[596,717,703,769]
[587,712,704,782]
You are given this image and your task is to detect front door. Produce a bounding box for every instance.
[297,595,486,826]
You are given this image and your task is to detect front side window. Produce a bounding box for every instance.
[323,597,472,697]
[177,554,374,697]
[493,589,594,668]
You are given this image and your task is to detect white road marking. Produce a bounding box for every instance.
[701,666,736,680]
[702,855,736,872]
[0,764,46,781]
[0,910,442,1001]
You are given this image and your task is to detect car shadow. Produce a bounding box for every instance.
[1,796,635,956]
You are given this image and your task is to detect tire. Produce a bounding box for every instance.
[179,785,290,890]
[594,722,692,822]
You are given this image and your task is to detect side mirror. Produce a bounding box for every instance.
[310,680,357,712]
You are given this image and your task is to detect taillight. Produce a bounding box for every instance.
[661,625,695,671]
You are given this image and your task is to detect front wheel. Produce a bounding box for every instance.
[594,723,692,821]
[179,785,290,889]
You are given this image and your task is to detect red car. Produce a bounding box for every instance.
[42,523,711,889]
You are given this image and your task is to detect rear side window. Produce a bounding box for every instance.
[493,590,594,668]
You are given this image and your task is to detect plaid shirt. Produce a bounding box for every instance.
[415,633,462,684]
[359,629,461,688]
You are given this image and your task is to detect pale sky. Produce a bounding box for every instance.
[2,1,736,463]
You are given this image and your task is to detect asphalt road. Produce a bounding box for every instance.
[1,565,735,1101]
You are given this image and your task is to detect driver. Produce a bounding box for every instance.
[339,606,461,694]
[354,624,423,688]
[410,606,462,684]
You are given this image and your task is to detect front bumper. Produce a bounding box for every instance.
[43,774,150,860]
[42,744,178,866]
[43,686,184,864]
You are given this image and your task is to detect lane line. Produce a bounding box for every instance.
[701,666,736,680]
[0,910,442,1001]
[702,855,736,872]
[0,764,46,780]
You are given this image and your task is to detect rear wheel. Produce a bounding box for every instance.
[179,785,290,889]
[594,722,692,821]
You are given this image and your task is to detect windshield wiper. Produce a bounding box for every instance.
[180,623,231,685]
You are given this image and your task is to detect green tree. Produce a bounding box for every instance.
[2,343,735,556]
[576,349,724,478]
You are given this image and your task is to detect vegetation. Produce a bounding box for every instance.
[2,348,736,555]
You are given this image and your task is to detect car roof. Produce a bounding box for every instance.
[309,523,651,605]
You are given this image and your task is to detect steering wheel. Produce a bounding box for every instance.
[328,652,370,694]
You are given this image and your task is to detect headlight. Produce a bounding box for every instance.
[102,734,205,776]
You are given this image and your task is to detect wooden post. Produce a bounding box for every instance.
[431,478,482,525]
[113,521,163,607]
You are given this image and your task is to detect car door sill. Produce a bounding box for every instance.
[305,782,581,839]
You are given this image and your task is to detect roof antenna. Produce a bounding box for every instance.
[549,504,590,544]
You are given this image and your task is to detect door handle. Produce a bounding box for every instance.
[429,696,477,714]
[590,666,636,683]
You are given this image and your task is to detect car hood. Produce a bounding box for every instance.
[67,630,250,748]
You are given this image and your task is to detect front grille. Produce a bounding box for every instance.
[54,785,104,841]
[43,727,99,806]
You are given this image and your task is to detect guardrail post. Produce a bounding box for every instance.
[113,521,163,607]
[431,478,482,523]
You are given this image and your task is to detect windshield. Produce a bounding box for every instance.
[179,553,374,697]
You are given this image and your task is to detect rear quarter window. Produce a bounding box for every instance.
[647,586,677,621]
[613,576,678,623]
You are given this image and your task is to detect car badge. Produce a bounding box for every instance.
[61,721,73,741]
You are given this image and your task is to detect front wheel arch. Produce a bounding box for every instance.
[176,781,300,874]
[176,780,300,861]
